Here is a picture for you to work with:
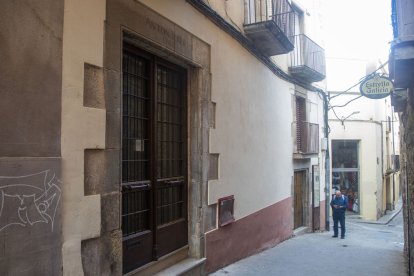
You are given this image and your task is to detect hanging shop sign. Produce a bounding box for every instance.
[359,74,394,99]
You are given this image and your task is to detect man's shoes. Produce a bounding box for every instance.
[341,236,345,239]
[332,235,338,238]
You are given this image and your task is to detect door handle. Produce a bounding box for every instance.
[128,183,151,190]
[165,180,183,185]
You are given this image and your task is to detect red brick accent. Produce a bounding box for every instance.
[205,197,293,273]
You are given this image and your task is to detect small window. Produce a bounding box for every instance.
[218,195,235,227]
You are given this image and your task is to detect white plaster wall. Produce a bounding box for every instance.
[61,0,106,274]
[208,58,294,218]
[292,0,325,45]
[205,31,295,218]
[139,0,295,220]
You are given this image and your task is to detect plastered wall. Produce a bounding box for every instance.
[140,0,295,221]
[61,0,106,274]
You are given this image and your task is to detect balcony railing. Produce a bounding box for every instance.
[293,121,319,155]
[244,0,295,56]
[289,34,326,82]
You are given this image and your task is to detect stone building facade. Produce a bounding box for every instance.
[0,0,327,274]
[390,0,414,275]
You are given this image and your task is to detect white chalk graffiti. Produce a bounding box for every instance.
[0,170,62,232]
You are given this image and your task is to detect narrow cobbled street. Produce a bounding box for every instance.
[211,210,406,276]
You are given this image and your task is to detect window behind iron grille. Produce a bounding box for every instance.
[121,51,151,236]
[156,64,185,227]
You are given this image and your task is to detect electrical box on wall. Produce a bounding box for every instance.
[321,138,328,151]
[218,195,235,227]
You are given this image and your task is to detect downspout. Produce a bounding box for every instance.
[381,121,384,216]
[320,91,330,231]
[391,110,396,209]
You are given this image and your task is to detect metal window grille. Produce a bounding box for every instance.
[156,64,186,227]
[121,52,151,236]
[122,52,150,183]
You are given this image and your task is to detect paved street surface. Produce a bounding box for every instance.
[211,210,406,276]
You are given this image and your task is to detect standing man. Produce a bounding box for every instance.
[330,190,348,239]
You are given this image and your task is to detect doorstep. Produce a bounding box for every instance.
[126,246,188,276]
[155,257,206,276]
[293,226,309,236]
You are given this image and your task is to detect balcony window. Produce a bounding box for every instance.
[294,121,319,154]
[244,0,295,56]
[294,96,319,155]
[289,34,326,83]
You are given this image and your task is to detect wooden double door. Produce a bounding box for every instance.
[294,170,306,229]
[121,45,188,273]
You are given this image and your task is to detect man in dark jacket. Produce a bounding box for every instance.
[330,190,348,239]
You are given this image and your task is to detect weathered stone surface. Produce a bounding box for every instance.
[81,238,101,276]
[84,149,119,195]
[104,149,121,193]
[84,63,105,109]
[174,25,193,60]
[81,230,122,276]
[106,111,121,149]
[103,20,121,72]
[104,68,121,113]
[0,0,63,157]
[84,149,105,196]
[210,102,216,129]
[101,192,120,233]
[209,154,219,180]
[204,204,217,233]
[401,87,414,276]
[192,36,211,69]
[109,230,123,275]
[0,158,62,275]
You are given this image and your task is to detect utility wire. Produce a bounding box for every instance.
[329,60,389,100]
[327,60,390,127]
[329,80,364,99]
[330,95,363,108]
[328,102,342,121]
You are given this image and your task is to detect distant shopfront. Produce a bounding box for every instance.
[331,140,359,213]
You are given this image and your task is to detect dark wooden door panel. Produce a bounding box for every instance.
[123,231,153,273]
[156,178,187,258]
[294,171,304,229]
[157,219,188,257]
[312,206,320,231]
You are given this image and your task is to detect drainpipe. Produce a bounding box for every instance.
[319,91,330,231]
[391,109,396,209]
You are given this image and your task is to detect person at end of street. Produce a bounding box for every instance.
[330,190,348,239]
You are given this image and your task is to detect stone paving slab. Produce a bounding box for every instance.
[210,211,406,276]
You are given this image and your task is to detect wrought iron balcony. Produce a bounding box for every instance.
[289,34,326,82]
[244,0,295,56]
[293,121,319,156]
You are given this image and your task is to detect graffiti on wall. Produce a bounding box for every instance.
[0,170,62,232]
